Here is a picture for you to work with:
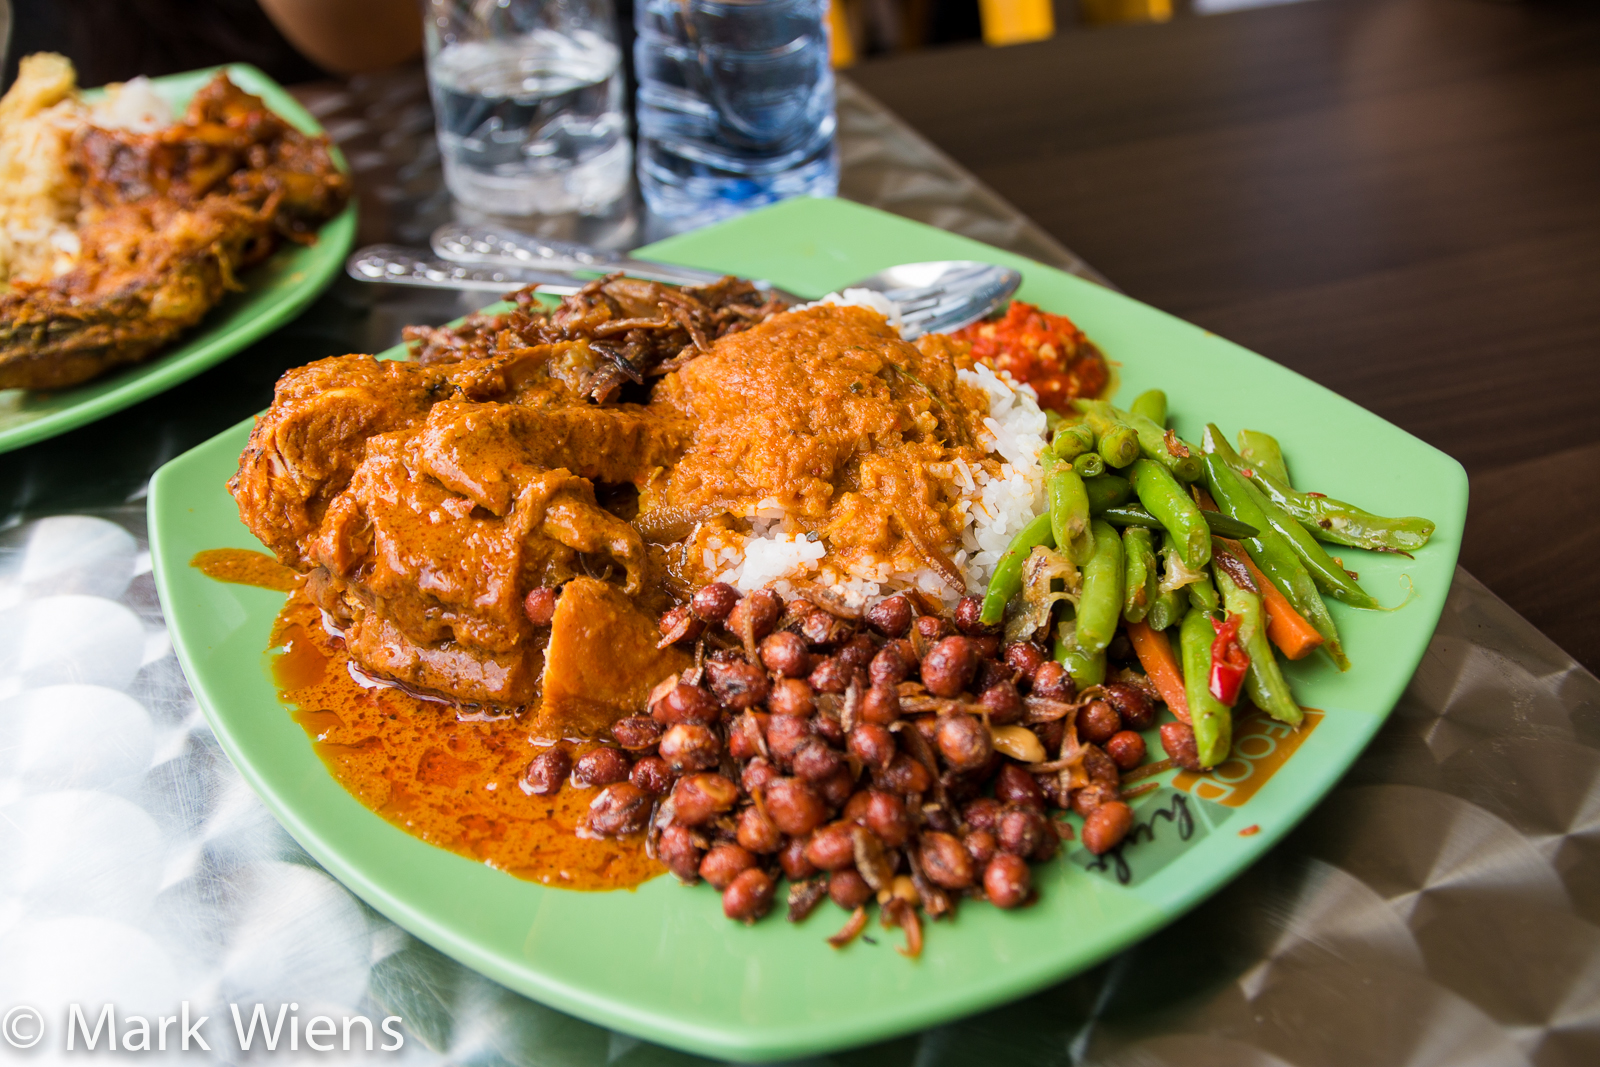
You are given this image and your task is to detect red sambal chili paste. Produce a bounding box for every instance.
[950,301,1110,413]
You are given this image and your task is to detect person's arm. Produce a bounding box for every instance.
[257,0,423,74]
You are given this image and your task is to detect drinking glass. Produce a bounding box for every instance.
[424,0,632,217]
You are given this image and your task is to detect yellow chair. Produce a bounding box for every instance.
[829,0,858,67]
[978,0,1055,46]
[1079,0,1173,27]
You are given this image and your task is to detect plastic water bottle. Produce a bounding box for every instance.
[635,0,840,227]
[425,0,631,217]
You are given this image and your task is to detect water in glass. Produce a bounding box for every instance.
[636,0,839,228]
[426,2,630,217]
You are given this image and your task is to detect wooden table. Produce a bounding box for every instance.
[851,0,1600,671]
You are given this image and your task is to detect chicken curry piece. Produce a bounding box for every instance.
[232,342,687,709]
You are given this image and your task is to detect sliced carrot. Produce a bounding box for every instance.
[1238,553,1324,661]
[1127,619,1190,723]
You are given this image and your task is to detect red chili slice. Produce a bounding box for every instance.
[1209,614,1250,706]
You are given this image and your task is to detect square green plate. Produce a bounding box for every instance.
[149,197,1466,1062]
[0,64,356,454]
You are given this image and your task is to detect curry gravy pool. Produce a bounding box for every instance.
[200,552,662,890]
[190,547,300,591]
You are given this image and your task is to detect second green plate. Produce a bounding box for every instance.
[0,64,355,454]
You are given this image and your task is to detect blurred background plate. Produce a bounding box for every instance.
[0,63,356,454]
[149,196,1467,1062]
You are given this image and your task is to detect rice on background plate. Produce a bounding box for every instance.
[0,53,174,286]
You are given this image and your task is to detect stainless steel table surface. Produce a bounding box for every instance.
[0,69,1594,1067]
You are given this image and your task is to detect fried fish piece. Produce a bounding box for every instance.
[0,71,349,391]
[0,196,279,389]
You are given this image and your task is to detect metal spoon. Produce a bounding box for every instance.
[844,260,1021,338]
[347,230,1020,338]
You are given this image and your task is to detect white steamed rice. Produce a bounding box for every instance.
[706,292,1049,608]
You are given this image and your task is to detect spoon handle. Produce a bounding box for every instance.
[346,245,582,295]
[431,223,802,301]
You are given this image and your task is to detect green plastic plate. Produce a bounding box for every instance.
[149,197,1466,1062]
[0,64,356,454]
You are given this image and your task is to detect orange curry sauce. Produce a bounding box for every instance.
[196,551,660,891]
[190,547,299,591]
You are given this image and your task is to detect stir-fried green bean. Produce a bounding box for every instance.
[1085,473,1131,514]
[1251,468,1433,553]
[1048,464,1094,565]
[1075,519,1124,654]
[1051,421,1096,462]
[1101,504,1260,540]
[1239,474,1379,608]
[1128,458,1211,570]
[1129,388,1167,425]
[1075,400,1141,469]
[1146,584,1187,632]
[1237,429,1289,484]
[1122,526,1158,624]
[1186,567,1220,614]
[1202,446,1350,671]
[1146,533,1189,631]
[1073,451,1106,478]
[1179,609,1232,768]
[1122,407,1203,483]
[1215,565,1303,726]
[1215,429,1434,552]
[1206,428,1380,609]
[979,512,1054,627]
[1054,616,1106,688]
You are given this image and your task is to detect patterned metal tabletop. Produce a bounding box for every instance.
[1,67,1594,1067]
